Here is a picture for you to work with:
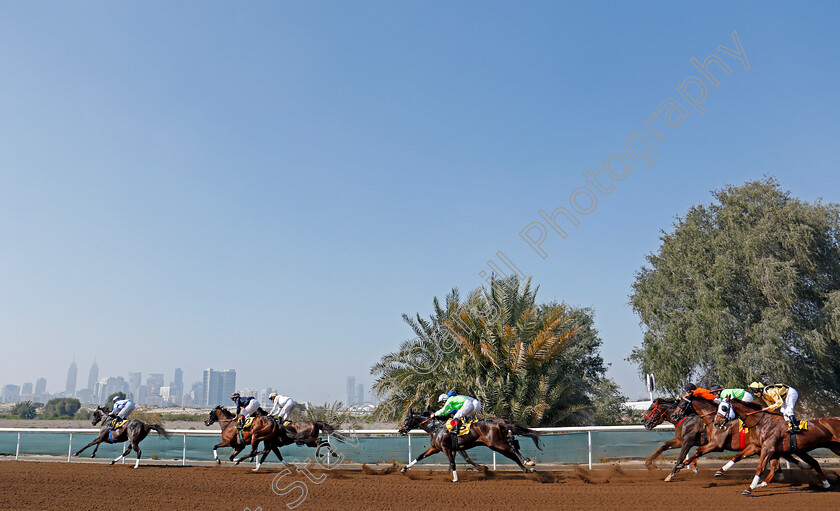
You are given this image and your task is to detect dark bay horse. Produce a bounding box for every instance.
[675,397,812,482]
[642,398,705,479]
[204,406,283,471]
[73,406,170,468]
[244,416,343,467]
[718,398,840,494]
[399,411,541,482]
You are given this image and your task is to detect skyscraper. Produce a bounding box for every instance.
[87,359,99,391]
[346,376,356,406]
[65,360,77,397]
[203,368,236,406]
[34,377,46,397]
[172,367,184,405]
[147,373,164,397]
[128,372,142,400]
[357,383,364,404]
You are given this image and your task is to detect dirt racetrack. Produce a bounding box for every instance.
[2,460,839,511]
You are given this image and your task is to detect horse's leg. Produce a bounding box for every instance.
[74,437,103,457]
[796,451,830,489]
[111,444,133,466]
[715,445,759,477]
[646,437,681,468]
[743,445,774,495]
[487,444,532,473]
[665,441,697,482]
[213,441,228,464]
[444,447,458,482]
[401,446,440,473]
[132,441,142,469]
[458,450,480,469]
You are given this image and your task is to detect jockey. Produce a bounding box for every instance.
[267,392,296,422]
[682,383,716,401]
[231,392,260,430]
[710,385,755,420]
[432,392,482,446]
[110,396,135,427]
[748,382,800,433]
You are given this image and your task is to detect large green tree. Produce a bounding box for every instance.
[630,178,840,414]
[372,276,625,426]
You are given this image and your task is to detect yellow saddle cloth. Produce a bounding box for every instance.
[243,417,256,429]
[112,419,128,430]
[283,420,292,426]
[789,420,808,431]
[445,418,477,436]
[738,419,749,433]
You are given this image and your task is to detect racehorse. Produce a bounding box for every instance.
[716,398,840,494]
[242,416,343,467]
[73,406,170,468]
[204,406,283,471]
[398,410,541,482]
[676,397,812,480]
[641,398,706,478]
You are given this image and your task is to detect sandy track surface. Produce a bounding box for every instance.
[2,460,839,510]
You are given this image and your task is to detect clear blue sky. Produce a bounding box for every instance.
[1,2,838,403]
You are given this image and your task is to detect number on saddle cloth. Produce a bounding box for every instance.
[244,417,255,429]
[445,418,477,436]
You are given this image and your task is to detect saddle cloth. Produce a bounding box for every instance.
[738,420,749,450]
[243,416,256,429]
[445,418,478,436]
[112,418,129,430]
[790,420,808,431]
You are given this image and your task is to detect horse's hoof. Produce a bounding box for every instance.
[216,460,221,465]
[252,468,260,472]
[714,471,724,477]
[109,461,115,466]
[90,455,95,459]
[741,489,751,496]
[822,480,831,489]
[757,482,767,488]
[524,459,535,467]
[664,475,673,483]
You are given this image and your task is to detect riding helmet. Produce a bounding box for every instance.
[709,385,723,392]
[438,393,448,402]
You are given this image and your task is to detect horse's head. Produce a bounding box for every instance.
[669,397,694,422]
[398,410,431,435]
[91,406,107,426]
[642,398,675,429]
[205,407,219,426]
[713,398,734,430]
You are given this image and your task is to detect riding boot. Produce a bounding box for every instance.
[788,415,800,433]
[237,416,245,430]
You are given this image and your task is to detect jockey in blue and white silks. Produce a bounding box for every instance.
[231,392,260,429]
[112,396,135,420]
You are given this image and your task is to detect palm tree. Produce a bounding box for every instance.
[371,275,621,426]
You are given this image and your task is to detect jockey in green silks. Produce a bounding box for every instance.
[432,392,482,450]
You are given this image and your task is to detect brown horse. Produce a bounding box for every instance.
[204,406,283,471]
[73,406,170,468]
[642,398,705,478]
[676,397,811,481]
[398,410,541,482]
[718,398,840,494]
[240,416,343,467]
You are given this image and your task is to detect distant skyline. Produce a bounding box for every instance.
[1,3,839,404]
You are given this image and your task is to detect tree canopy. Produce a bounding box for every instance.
[372,275,625,426]
[42,397,82,417]
[630,178,840,414]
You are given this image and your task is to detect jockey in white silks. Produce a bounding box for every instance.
[268,392,296,422]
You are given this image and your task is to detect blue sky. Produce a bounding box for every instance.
[1,2,838,403]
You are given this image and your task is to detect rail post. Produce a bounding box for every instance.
[68,433,73,462]
[182,434,187,466]
[327,434,331,466]
[15,432,20,460]
[493,451,497,470]
[407,433,412,463]
[588,430,592,469]
[122,442,127,464]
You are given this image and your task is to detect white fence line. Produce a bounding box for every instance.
[1,425,675,470]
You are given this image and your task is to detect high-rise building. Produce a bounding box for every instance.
[34,377,46,399]
[202,368,236,406]
[128,372,142,399]
[87,359,99,392]
[189,381,204,406]
[21,382,34,399]
[65,360,77,397]
[147,373,164,397]
[357,383,364,404]
[346,376,356,406]
[171,368,184,406]
[1,385,20,403]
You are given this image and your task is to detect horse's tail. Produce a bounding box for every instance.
[503,422,543,451]
[151,424,171,440]
[314,422,351,443]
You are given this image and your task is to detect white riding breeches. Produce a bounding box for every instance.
[453,399,482,420]
[781,387,798,418]
[242,400,260,417]
[277,399,296,421]
[116,402,135,419]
